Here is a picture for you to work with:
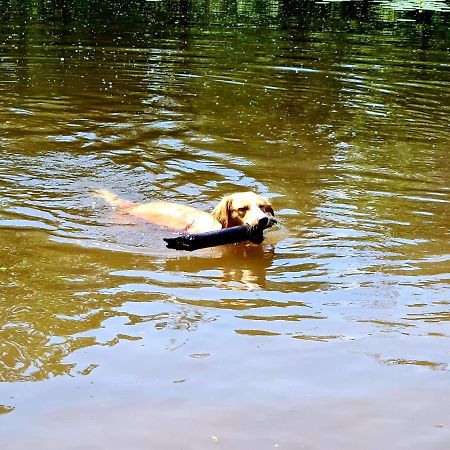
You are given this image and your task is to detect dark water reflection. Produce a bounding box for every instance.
[1,0,450,447]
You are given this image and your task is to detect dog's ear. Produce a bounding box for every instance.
[212,196,232,228]
[266,204,275,216]
[262,196,274,216]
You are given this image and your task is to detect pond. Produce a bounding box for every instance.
[1,0,449,448]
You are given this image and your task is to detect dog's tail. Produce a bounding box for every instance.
[92,189,134,210]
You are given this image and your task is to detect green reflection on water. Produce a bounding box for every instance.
[1,0,450,26]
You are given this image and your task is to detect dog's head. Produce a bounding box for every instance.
[212,192,275,229]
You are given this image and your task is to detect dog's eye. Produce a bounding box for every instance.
[237,207,248,214]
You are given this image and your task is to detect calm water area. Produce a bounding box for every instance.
[1,0,450,448]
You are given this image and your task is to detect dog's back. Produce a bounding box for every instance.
[93,189,221,233]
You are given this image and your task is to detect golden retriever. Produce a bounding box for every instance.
[93,190,275,234]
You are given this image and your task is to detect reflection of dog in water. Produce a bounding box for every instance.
[165,244,276,291]
[93,189,275,234]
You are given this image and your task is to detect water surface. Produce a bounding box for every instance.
[1,1,449,448]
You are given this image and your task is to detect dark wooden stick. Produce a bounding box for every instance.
[164,217,276,251]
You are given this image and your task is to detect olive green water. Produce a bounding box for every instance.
[1,1,450,448]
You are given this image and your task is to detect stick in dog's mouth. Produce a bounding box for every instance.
[164,217,276,251]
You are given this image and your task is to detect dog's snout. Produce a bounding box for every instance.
[258,216,269,228]
[257,216,277,229]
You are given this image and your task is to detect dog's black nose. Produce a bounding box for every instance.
[258,217,269,228]
[258,216,277,229]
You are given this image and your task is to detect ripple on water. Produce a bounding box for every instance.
[0,22,449,392]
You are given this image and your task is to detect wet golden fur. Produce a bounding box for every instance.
[94,190,275,234]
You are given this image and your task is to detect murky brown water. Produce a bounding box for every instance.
[1,1,450,448]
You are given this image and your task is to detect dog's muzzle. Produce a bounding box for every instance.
[257,216,277,229]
